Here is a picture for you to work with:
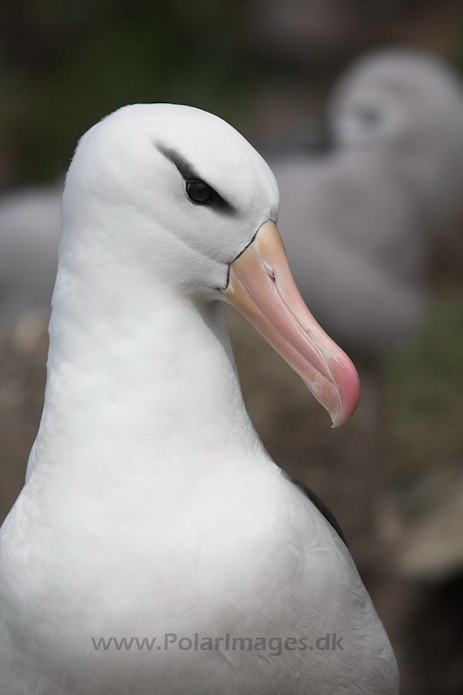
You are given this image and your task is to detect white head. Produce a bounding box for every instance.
[63,104,279,295]
[329,50,463,222]
[60,104,359,425]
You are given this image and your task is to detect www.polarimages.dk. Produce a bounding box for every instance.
[91,632,344,656]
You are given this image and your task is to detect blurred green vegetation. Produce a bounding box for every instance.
[2,0,463,184]
[388,298,463,416]
[386,294,463,497]
[0,0,267,182]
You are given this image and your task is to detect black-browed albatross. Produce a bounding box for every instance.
[0,104,399,695]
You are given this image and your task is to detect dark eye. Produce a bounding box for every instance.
[186,180,216,205]
[356,104,382,126]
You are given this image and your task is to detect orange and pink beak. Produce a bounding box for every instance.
[223,221,360,427]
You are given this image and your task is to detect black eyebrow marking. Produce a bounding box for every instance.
[156,142,234,214]
[157,144,200,181]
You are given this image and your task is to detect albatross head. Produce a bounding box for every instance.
[63,103,359,426]
[328,51,463,194]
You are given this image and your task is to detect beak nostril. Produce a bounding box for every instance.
[263,261,276,281]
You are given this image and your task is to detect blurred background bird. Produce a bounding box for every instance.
[231,47,463,582]
[0,185,61,321]
[1,2,463,693]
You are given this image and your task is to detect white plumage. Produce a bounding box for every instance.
[0,104,398,694]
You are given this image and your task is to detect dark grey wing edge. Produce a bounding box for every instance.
[285,472,348,546]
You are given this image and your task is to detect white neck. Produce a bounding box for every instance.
[27,227,262,500]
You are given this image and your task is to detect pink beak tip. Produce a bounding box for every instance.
[329,358,361,428]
